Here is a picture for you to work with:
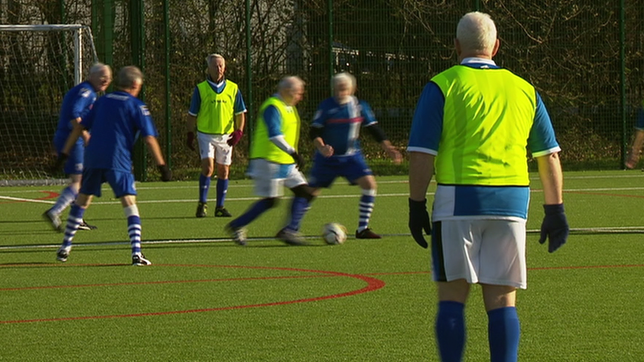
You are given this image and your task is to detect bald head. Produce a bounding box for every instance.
[455,12,498,59]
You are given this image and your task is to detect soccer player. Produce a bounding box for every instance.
[54,66,171,266]
[225,76,314,246]
[186,53,247,218]
[308,72,402,239]
[407,12,569,362]
[43,63,112,232]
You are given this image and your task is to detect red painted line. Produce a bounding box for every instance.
[0,264,385,324]
[36,191,60,200]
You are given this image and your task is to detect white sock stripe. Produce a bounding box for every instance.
[361,189,377,196]
[123,205,140,218]
[67,216,83,224]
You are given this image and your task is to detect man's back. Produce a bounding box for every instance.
[82,91,158,171]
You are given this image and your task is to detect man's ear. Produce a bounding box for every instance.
[491,39,500,57]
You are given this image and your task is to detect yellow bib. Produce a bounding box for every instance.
[432,65,536,186]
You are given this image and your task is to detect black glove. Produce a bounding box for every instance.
[290,151,306,170]
[50,153,69,175]
[158,164,172,182]
[408,198,431,248]
[539,203,569,253]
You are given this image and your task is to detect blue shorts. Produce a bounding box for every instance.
[80,168,137,198]
[308,152,372,188]
[54,136,83,175]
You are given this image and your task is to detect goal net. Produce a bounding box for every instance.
[0,24,98,185]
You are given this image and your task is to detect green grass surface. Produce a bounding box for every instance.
[1,171,643,361]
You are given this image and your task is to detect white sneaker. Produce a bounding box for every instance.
[132,254,152,266]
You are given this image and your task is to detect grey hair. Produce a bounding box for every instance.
[89,62,110,75]
[278,75,305,92]
[456,12,497,54]
[332,72,356,92]
[115,66,143,89]
[205,53,225,66]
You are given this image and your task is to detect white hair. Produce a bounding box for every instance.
[278,75,305,92]
[89,62,110,75]
[456,12,497,55]
[332,72,356,93]
[116,65,143,89]
[205,53,225,66]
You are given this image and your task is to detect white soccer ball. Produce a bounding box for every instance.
[322,223,347,245]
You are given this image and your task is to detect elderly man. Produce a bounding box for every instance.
[44,63,112,232]
[54,66,171,266]
[187,54,246,218]
[407,12,569,362]
[308,72,401,239]
[226,76,313,246]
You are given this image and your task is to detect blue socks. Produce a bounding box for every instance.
[286,197,310,232]
[51,186,78,215]
[357,190,375,232]
[436,301,466,362]
[488,307,520,362]
[199,174,210,203]
[216,178,228,208]
[229,198,274,229]
[124,205,142,256]
[435,302,520,362]
[61,203,85,250]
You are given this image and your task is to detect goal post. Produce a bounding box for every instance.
[0,24,98,184]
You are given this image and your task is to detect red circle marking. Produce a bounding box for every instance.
[0,263,386,324]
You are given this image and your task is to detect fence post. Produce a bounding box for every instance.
[620,0,627,169]
[130,0,147,181]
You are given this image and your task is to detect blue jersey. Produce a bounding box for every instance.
[407,59,561,220]
[54,81,97,143]
[81,91,159,172]
[188,79,247,116]
[311,97,377,156]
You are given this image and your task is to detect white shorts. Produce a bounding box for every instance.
[432,218,527,289]
[247,159,307,198]
[197,132,232,165]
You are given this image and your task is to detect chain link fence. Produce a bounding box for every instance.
[1,0,643,181]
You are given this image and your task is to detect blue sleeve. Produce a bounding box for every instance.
[359,100,377,126]
[528,92,560,155]
[81,103,97,131]
[234,89,247,114]
[635,107,644,130]
[311,101,327,128]
[70,88,96,121]
[135,101,159,138]
[188,87,201,115]
[263,105,283,138]
[407,82,444,154]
